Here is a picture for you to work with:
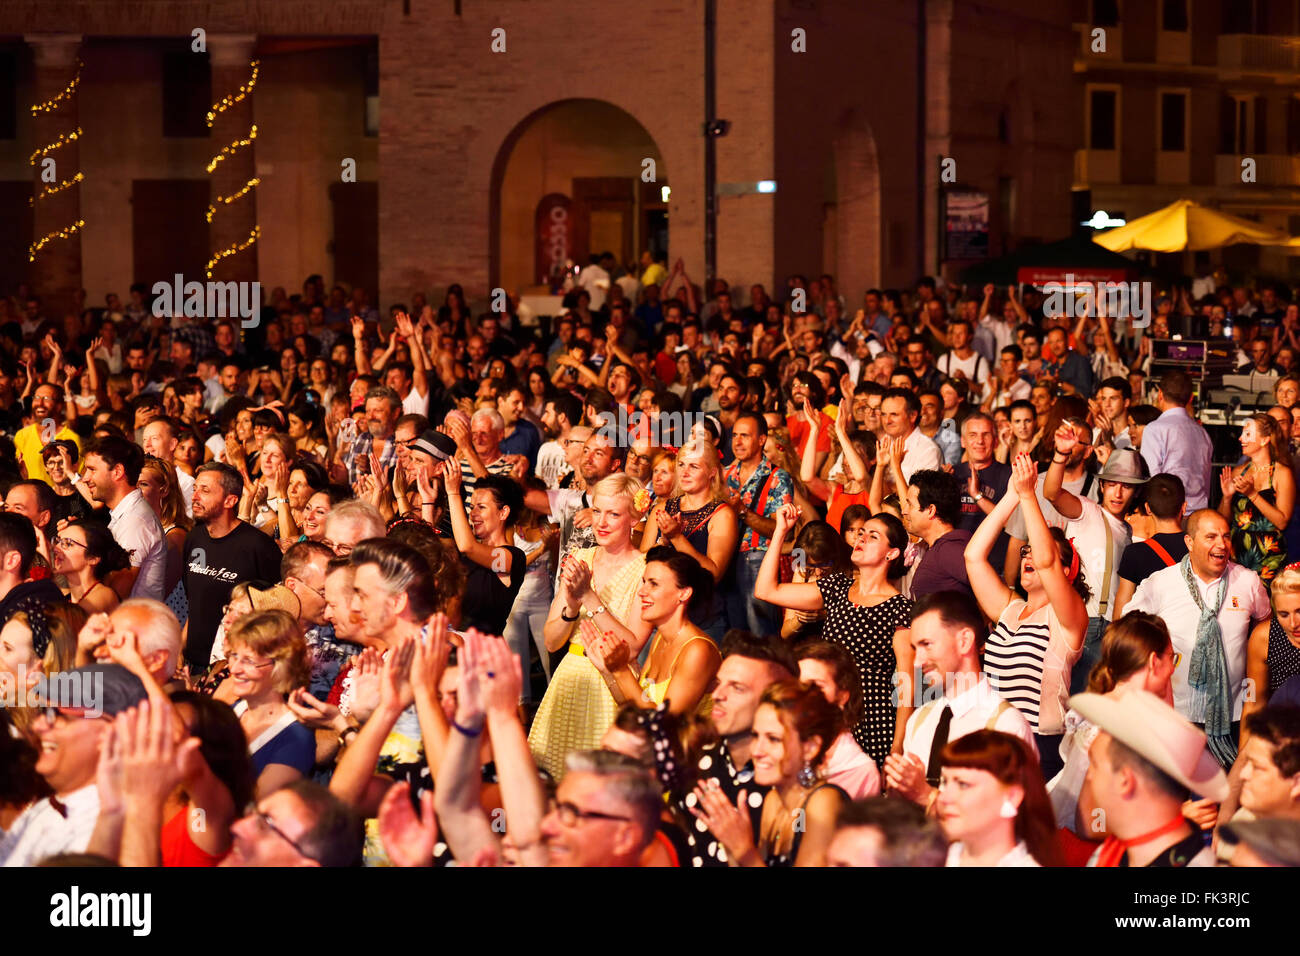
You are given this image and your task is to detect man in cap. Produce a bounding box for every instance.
[406,427,458,534]
[0,663,147,866]
[1074,689,1227,867]
[1123,510,1270,767]
[1044,426,1149,693]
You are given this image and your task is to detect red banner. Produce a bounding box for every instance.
[535,193,573,288]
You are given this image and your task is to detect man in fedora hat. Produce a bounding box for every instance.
[1123,509,1270,768]
[1074,689,1227,867]
[1044,423,1149,693]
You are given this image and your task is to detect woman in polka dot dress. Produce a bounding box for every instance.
[755,504,915,769]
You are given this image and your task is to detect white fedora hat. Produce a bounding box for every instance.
[1070,690,1228,802]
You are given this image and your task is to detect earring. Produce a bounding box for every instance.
[999,797,1018,819]
[798,762,817,788]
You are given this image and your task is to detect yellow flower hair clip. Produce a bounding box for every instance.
[633,488,652,514]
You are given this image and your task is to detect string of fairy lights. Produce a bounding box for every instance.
[28,59,85,263]
[206,58,261,278]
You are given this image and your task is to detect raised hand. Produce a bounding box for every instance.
[442,459,463,496]
[654,507,682,541]
[1232,470,1256,498]
[1219,467,1236,499]
[377,780,438,867]
[875,437,892,466]
[119,699,196,809]
[287,689,344,730]
[773,502,800,537]
[1011,453,1037,497]
[1053,422,1078,457]
[411,612,451,698]
[414,462,437,504]
[967,463,982,500]
[379,636,417,712]
[477,631,523,717]
[348,648,384,723]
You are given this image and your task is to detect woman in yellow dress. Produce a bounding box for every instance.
[528,474,653,778]
[585,546,720,717]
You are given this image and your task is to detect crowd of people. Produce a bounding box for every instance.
[2,264,1300,868]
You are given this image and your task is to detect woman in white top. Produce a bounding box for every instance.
[1048,611,1177,841]
[966,454,1089,782]
[938,729,1061,867]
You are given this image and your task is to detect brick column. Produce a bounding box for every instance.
[206,34,259,283]
[26,33,83,318]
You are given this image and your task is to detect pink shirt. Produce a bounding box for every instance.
[822,731,881,799]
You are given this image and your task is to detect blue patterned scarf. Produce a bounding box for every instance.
[1180,556,1236,768]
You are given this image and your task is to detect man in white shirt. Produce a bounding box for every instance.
[140,417,194,518]
[935,319,989,391]
[577,256,611,311]
[81,437,167,601]
[880,388,942,485]
[536,393,582,490]
[884,591,1035,808]
[1,663,147,867]
[1123,510,1270,735]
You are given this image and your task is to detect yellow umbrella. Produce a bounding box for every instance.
[1093,198,1298,252]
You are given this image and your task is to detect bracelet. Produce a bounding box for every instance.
[1052,455,1068,463]
[585,604,607,620]
[452,718,484,737]
[560,606,581,622]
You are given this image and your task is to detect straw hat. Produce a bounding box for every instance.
[1095,447,1149,485]
[246,582,301,619]
[1069,690,1228,801]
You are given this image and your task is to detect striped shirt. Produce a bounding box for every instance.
[984,599,1052,733]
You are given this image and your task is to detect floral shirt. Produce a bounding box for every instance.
[723,456,794,552]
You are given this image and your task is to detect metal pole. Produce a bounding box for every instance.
[704,0,717,288]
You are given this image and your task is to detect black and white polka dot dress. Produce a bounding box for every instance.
[1267,614,1300,695]
[815,572,914,770]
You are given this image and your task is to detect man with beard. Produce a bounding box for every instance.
[1124,510,1270,766]
[714,371,744,466]
[676,630,795,866]
[344,386,401,485]
[15,382,80,486]
[182,462,283,670]
[536,393,581,489]
[498,385,542,468]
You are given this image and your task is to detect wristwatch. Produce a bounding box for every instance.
[973,492,985,503]
[267,497,286,509]
[337,726,360,750]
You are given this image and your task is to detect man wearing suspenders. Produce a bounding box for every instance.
[885,592,1035,811]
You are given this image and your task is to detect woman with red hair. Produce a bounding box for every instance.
[937,729,1062,867]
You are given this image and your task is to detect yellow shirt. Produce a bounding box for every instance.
[14,423,81,486]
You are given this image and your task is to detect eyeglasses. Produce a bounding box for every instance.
[245,804,320,862]
[549,800,635,828]
[54,536,87,550]
[1019,545,1033,558]
[227,651,274,670]
[295,580,326,601]
[323,540,354,556]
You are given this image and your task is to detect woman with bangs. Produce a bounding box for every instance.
[755,502,914,770]
[966,454,1089,781]
[641,439,737,639]
[529,474,653,778]
[689,680,847,866]
[225,608,314,798]
[937,729,1061,867]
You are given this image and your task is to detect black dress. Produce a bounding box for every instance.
[1267,615,1300,696]
[762,782,848,867]
[815,572,914,769]
[459,545,526,636]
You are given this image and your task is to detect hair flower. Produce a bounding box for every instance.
[633,488,652,514]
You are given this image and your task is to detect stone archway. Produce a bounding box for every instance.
[489,99,666,296]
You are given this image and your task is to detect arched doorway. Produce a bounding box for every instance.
[490,99,667,295]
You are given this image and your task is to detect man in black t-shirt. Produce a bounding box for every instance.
[182,462,283,670]
[1115,473,1188,616]
[952,413,1011,574]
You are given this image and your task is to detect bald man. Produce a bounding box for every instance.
[1124,510,1270,748]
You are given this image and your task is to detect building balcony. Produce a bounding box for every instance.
[1218,34,1300,72]
[1215,153,1300,187]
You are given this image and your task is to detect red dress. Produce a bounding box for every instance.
[161,807,227,867]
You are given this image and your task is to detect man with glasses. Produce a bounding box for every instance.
[282,541,350,699]
[182,462,283,672]
[221,779,363,867]
[539,750,663,867]
[320,499,386,558]
[1,663,147,866]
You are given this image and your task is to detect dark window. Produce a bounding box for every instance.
[1090,89,1117,149]
[1161,93,1186,151]
[1162,0,1188,31]
[1222,0,1253,34]
[0,48,16,140]
[1093,0,1120,28]
[1287,98,1300,156]
[162,51,211,139]
[1254,96,1268,153]
[1220,94,1238,153]
[997,108,1009,145]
